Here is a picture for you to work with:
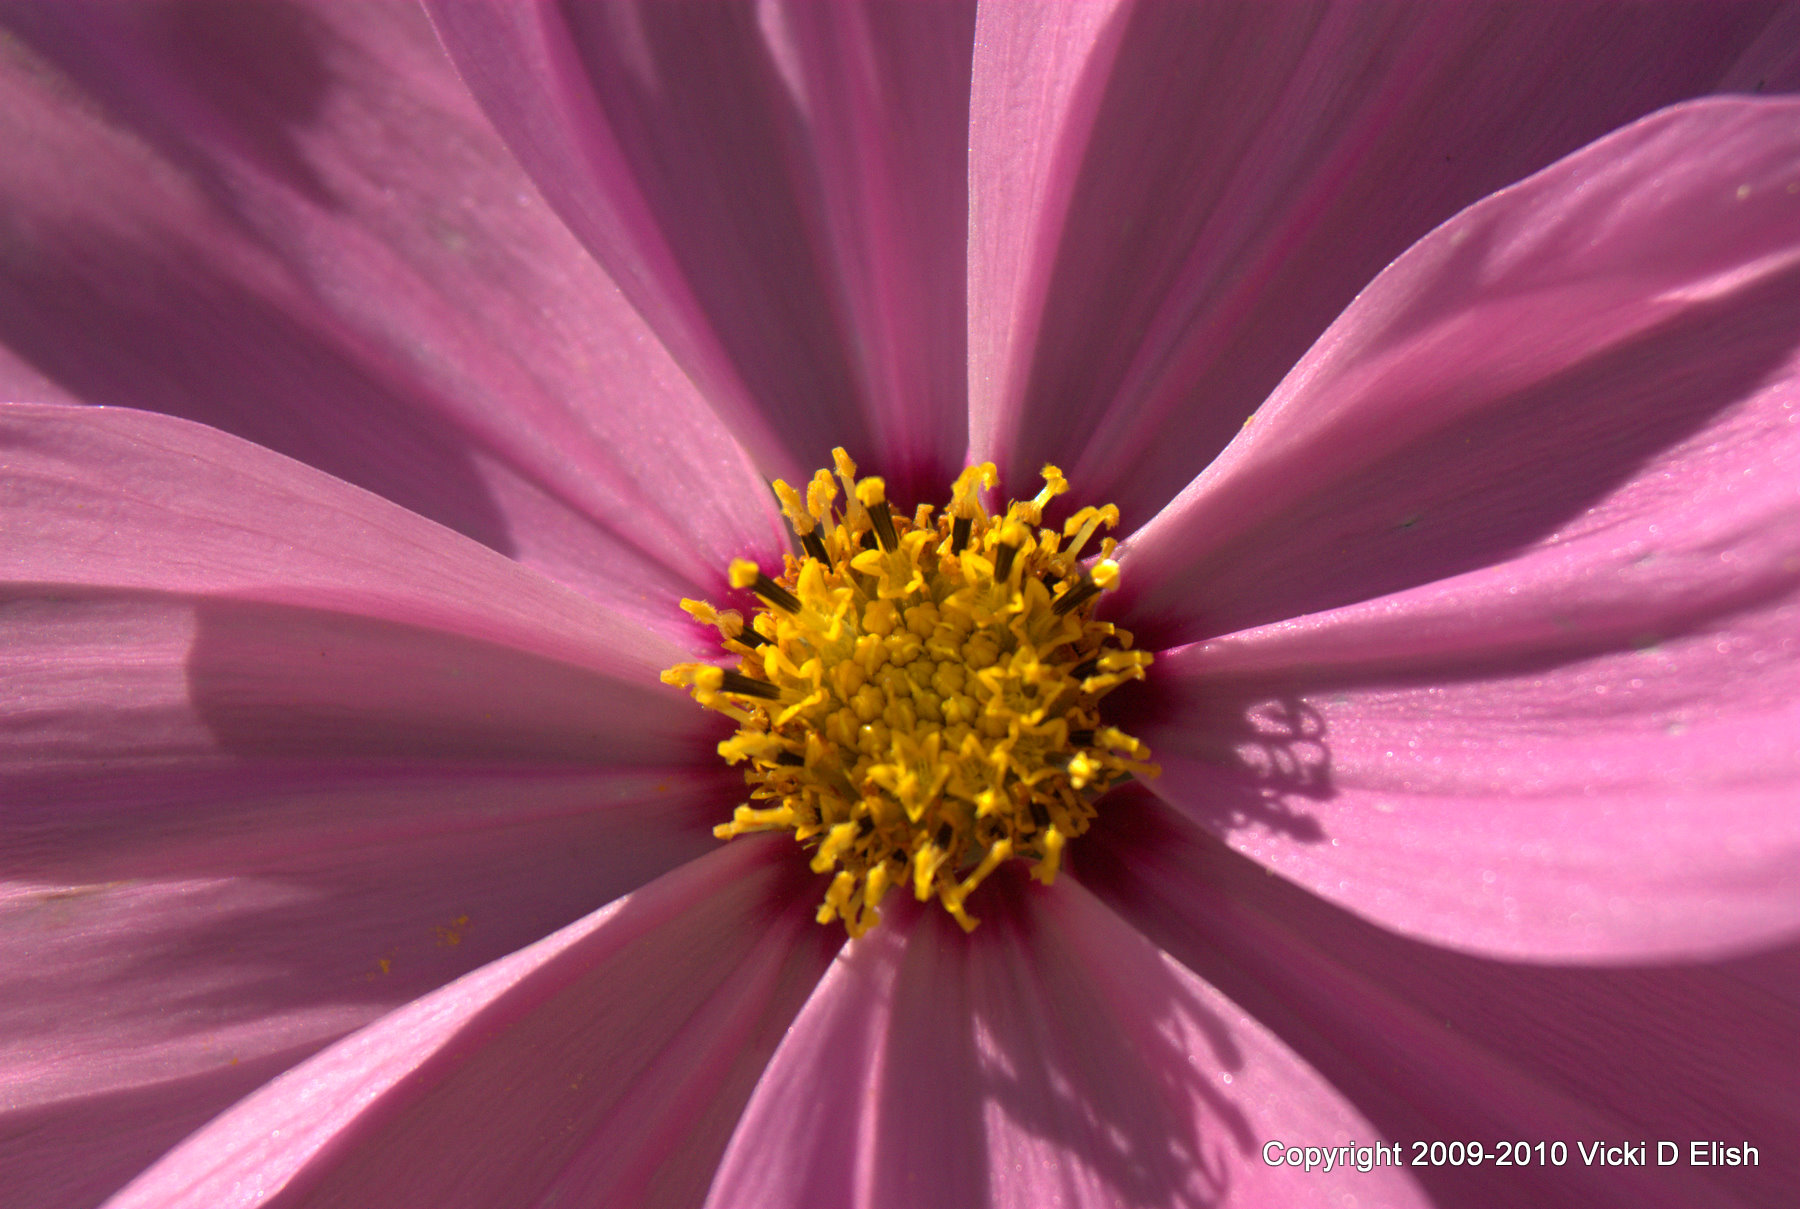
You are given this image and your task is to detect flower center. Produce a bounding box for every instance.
[663,450,1155,936]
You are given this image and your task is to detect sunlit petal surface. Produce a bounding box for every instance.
[0,4,1794,1208]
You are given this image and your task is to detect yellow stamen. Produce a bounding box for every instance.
[665,450,1156,937]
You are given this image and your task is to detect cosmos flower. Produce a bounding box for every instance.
[2,3,1798,1208]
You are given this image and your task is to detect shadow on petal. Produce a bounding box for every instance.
[239,841,837,1209]
[1073,793,1800,1209]
[184,596,702,766]
[0,1040,320,1209]
[1126,229,1800,653]
[5,0,339,210]
[710,873,1276,1209]
[0,234,518,560]
[557,2,873,483]
[1109,681,1333,847]
[0,763,730,1209]
[965,872,1258,1208]
[1002,0,1799,532]
[147,0,339,206]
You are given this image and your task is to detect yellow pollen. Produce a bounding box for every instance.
[663,451,1156,937]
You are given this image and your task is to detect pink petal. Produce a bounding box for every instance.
[2,402,709,772]
[429,0,976,501]
[1121,96,1800,642]
[1074,791,1800,1209]
[1122,365,1800,958]
[3,405,745,1204]
[969,5,1800,523]
[709,873,1427,1208]
[0,3,782,616]
[2,1045,305,1209]
[1098,99,1800,959]
[2,764,725,1209]
[966,0,1129,490]
[103,838,836,1209]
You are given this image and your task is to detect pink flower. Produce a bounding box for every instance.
[2,3,1797,1207]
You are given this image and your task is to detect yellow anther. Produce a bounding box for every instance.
[773,479,815,534]
[680,598,720,626]
[1028,464,1069,517]
[949,461,997,516]
[715,803,797,838]
[803,469,836,522]
[811,820,861,873]
[1031,826,1065,883]
[816,870,857,925]
[943,838,1014,932]
[832,447,867,528]
[854,862,892,935]
[1063,505,1119,560]
[664,455,1155,935]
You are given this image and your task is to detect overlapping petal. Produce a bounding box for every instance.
[1121,97,1800,640]
[969,2,1800,524]
[1134,557,1800,959]
[1075,792,1800,1208]
[1,401,743,1206]
[1125,371,1800,956]
[1,764,724,1209]
[2,402,696,736]
[1101,98,1800,959]
[103,839,837,1209]
[0,5,1794,1209]
[0,2,782,620]
[428,0,976,503]
[710,875,1427,1208]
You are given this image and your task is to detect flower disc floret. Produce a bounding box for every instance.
[664,451,1155,936]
